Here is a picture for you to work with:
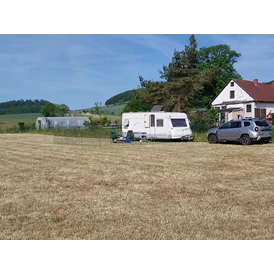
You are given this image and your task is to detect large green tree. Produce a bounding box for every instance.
[123,88,152,112]
[124,35,242,112]
[160,35,204,111]
[139,35,204,111]
[41,103,69,117]
[197,44,242,107]
[41,103,57,117]
[56,104,70,116]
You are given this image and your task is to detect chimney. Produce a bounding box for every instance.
[253,79,258,85]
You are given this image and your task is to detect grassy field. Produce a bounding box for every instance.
[0,134,274,240]
[100,103,126,115]
[0,113,122,135]
[0,113,41,129]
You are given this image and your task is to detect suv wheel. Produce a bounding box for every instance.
[208,134,218,144]
[240,134,251,145]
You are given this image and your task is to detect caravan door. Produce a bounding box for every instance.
[144,114,156,139]
[145,114,171,139]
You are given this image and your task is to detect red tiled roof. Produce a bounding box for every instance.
[234,79,274,102]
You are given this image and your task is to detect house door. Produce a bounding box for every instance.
[255,108,266,119]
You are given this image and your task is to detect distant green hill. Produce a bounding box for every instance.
[77,88,140,113]
[105,89,135,105]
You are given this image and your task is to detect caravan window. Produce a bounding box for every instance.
[123,119,129,129]
[157,119,164,127]
[171,119,187,127]
[150,115,155,127]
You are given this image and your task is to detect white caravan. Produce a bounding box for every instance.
[121,112,193,141]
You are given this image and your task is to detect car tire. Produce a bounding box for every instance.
[208,134,218,144]
[240,134,251,145]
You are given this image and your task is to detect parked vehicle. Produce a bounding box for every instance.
[121,112,193,141]
[207,118,272,145]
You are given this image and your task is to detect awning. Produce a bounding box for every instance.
[218,107,243,113]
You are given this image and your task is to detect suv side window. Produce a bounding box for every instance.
[220,122,232,129]
[255,120,270,127]
[244,121,251,127]
[231,121,241,128]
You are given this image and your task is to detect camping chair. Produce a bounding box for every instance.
[110,131,119,143]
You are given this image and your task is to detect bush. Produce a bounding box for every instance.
[100,116,111,126]
[27,123,36,130]
[188,109,217,133]
[18,122,26,131]
[191,121,212,133]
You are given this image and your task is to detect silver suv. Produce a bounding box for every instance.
[207,118,272,145]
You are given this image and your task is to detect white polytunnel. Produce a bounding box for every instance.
[35,117,90,130]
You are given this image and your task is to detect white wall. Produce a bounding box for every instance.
[256,102,274,117]
[212,80,253,106]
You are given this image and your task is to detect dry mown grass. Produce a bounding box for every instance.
[0,134,274,240]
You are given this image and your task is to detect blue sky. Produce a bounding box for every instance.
[1,34,274,110]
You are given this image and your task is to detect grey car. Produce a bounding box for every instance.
[207,118,272,145]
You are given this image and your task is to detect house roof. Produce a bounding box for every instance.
[234,79,274,102]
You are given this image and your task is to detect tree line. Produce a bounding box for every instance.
[0,99,70,117]
[0,99,51,115]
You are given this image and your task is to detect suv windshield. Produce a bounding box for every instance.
[255,120,270,127]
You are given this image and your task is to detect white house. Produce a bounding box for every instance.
[211,78,274,125]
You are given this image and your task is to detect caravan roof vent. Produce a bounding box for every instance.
[150,105,163,112]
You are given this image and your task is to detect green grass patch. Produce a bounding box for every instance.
[99,103,126,115]
[0,113,41,119]
[0,113,41,130]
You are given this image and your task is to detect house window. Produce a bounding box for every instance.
[230,90,235,99]
[157,119,164,127]
[246,104,252,113]
[230,82,234,87]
